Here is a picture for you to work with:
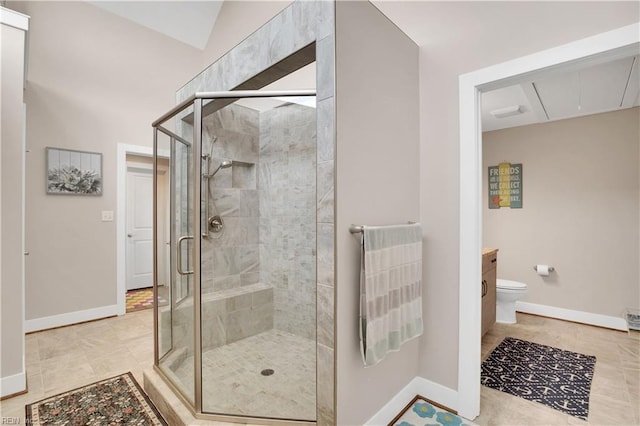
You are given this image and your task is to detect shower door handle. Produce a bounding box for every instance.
[176,235,194,275]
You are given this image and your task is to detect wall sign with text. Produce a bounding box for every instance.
[488,162,522,209]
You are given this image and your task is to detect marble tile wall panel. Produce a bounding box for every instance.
[239,189,259,217]
[175,1,333,103]
[317,98,335,163]
[317,161,334,224]
[231,163,256,189]
[317,35,335,102]
[209,189,239,217]
[200,103,260,308]
[199,285,274,351]
[317,343,335,425]
[240,271,260,287]
[317,223,334,287]
[204,104,259,164]
[259,104,317,340]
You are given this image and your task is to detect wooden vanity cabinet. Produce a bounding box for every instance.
[481,249,497,336]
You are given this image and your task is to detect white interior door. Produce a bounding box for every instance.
[126,167,154,290]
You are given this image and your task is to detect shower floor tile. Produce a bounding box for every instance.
[174,329,316,421]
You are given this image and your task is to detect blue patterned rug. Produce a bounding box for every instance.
[481,337,596,420]
[392,397,477,426]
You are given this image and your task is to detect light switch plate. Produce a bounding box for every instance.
[101,210,114,222]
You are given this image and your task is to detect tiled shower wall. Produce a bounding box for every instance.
[259,104,317,340]
[201,104,260,294]
[200,102,317,345]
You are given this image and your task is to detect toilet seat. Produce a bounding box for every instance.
[497,279,527,290]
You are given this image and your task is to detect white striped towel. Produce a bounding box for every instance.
[359,223,423,367]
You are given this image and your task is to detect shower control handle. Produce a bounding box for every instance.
[176,236,194,275]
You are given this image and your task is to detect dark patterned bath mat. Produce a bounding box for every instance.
[26,372,167,425]
[481,337,596,420]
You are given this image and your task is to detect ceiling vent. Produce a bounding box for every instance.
[490,105,524,118]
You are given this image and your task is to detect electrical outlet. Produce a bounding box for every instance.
[101,210,114,222]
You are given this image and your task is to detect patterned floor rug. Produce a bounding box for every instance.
[26,372,167,425]
[481,336,596,420]
[391,396,478,426]
[126,287,157,313]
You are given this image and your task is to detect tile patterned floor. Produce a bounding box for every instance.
[1,310,637,426]
[0,309,154,424]
[169,329,316,421]
[477,313,640,425]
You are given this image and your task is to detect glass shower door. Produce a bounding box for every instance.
[155,119,196,404]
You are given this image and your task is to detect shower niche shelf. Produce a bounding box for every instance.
[230,161,255,190]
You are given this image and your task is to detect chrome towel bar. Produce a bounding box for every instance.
[349,222,417,234]
[349,225,365,234]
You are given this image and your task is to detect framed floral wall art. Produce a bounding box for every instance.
[46,147,103,195]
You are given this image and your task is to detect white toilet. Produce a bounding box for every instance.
[496,279,528,324]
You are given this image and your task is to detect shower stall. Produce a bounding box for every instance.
[152,90,317,423]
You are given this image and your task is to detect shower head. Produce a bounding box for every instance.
[207,160,233,178]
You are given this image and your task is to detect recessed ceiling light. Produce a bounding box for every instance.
[490,105,523,118]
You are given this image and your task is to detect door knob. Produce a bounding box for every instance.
[127,233,133,238]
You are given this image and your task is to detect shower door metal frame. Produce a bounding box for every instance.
[153,90,317,425]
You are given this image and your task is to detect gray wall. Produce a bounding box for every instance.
[483,108,639,317]
[334,2,420,425]
[1,17,27,396]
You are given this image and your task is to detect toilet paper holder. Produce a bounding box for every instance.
[533,265,555,273]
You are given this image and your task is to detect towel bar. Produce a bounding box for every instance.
[349,222,417,234]
[349,225,365,234]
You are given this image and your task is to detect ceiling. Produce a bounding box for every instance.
[482,55,640,131]
[88,1,639,130]
[89,1,222,50]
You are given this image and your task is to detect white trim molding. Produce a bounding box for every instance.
[0,6,29,31]
[365,376,458,426]
[117,143,153,316]
[0,371,26,398]
[24,304,119,333]
[517,302,628,331]
[458,23,640,420]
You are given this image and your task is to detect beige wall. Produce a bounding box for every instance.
[1,19,27,394]
[335,2,420,424]
[8,1,202,322]
[483,108,639,317]
[404,1,640,390]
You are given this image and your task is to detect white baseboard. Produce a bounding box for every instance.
[1,371,26,398]
[516,301,628,331]
[365,376,458,425]
[24,304,120,333]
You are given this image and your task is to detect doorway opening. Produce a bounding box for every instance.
[457,23,639,420]
[117,144,169,315]
[123,154,169,313]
